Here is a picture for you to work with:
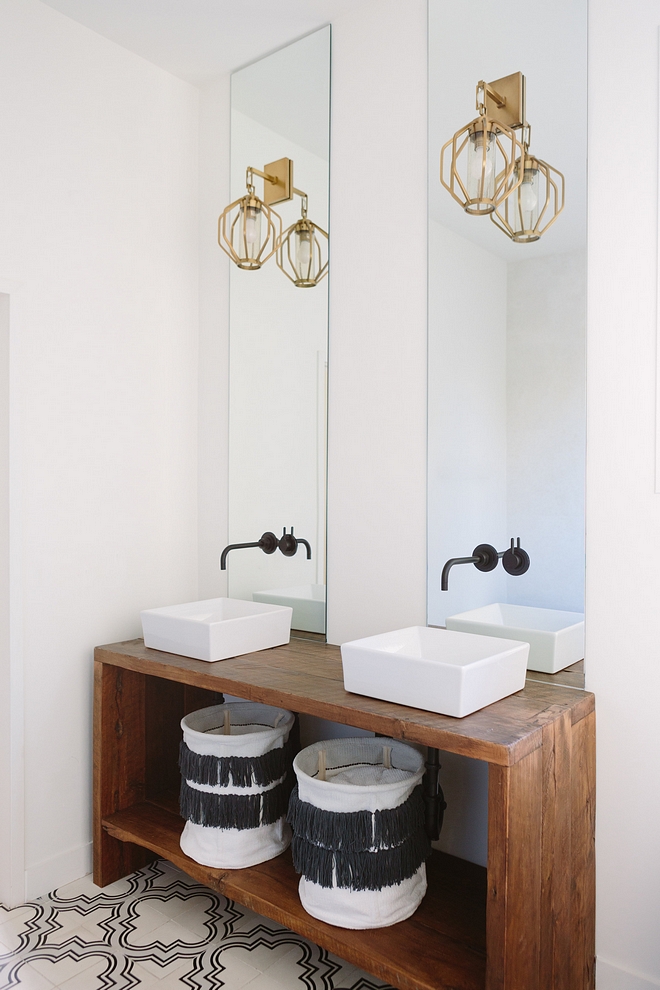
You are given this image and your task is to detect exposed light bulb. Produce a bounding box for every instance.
[468,153,494,184]
[519,180,537,213]
[466,129,496,208]
[245,213,259,244]
[296,230,312,271]
[240,203,263,262]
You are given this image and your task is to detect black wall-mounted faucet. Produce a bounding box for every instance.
[220,527,312,571]
[441,538,530,591]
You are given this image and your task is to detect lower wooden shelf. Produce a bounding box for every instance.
[103,801,487,990]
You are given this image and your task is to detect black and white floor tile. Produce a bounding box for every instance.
[0,860,393,990]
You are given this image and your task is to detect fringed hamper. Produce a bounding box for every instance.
[287,737,431,929]
[179,702,295,869]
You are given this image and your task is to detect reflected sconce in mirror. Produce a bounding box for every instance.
[218,157,328,285]
[490,130,565,243]
[277,190,328,288]
[440,72,564,242]
[217,159,289,269]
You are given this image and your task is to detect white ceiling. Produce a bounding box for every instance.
[40,0,355,85]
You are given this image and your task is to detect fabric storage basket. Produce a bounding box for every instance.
[288,737,431,929]
[179,702,295,869]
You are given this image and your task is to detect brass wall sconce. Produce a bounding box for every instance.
[218,158,328,285]
[440,72,564,242]
[217,160,290,270]
[277,191,328,288]
[490,132,565,243]
[440,73,525,215]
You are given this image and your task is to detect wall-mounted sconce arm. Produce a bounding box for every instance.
[246,159,294,207]
[441,543,500,591]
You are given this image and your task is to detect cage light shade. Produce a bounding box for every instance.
[441,117,523,215]
[491,155,565,243]
[277,218,328,287]
[218,193,280,270]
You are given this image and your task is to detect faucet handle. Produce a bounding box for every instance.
[258,532,278,554]
[278,527,298,556]
[502,537,530,576]
[472,544,499,572]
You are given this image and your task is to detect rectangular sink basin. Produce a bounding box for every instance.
[445,603,584,674]
[252,584,325,634]
[341,626,529,718]
[141,598,293,662]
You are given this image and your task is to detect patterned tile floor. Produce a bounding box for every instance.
[0,860,393,990]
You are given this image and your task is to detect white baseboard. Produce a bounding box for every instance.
[25,842,92,901]
[598,958,660,989]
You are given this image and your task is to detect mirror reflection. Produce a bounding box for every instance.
[427,0,586,685]
[226,28,330,637]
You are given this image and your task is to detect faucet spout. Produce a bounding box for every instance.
[440,543,500,590]
[441,555,480,591]
[220,531,278,570]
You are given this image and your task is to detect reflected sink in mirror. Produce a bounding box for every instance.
[141,598,292,663]
[252,584,325,634]
[341,626,529,719]
[445,603,584,674]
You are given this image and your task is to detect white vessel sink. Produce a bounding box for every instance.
[445,603,584,674]
[252,584,325,634]
[141,598,293,663]
[341,626,529,718]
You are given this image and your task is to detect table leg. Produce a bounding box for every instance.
[487,746,542,989]
[93,661,155,887]
[571,711,596,989]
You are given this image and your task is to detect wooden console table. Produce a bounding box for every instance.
[93,638,595,990]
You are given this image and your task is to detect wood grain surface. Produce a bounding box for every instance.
[571,710,596,989]
[103,802,487,990]
[487,748,542,989]
[95,639,594,767]
[539,710,573,989]
[525,659,584,690]
[92,662,155,886]
[94,640,596,990]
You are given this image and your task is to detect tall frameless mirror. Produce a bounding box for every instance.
[227,28,330,638]
[427,0,587,686]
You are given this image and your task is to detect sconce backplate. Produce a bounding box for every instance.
[263,157,294,206]
[485,72,525,130]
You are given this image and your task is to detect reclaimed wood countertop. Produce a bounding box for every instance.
[95,637,594,767]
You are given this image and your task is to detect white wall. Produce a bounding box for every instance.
[197,73,231,602]
[588,3,660,986]
[0,0,200,901]
[326,0,428,645]
[0,290,17,907]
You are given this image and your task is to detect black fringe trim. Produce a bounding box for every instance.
[287,785,426,852]
[290,830,431,891]
[179,735,294,789]
[180,776,291,830]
